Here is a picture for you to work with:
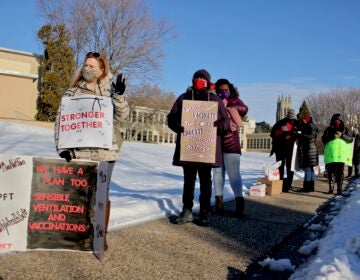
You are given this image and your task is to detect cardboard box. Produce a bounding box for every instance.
[249,184,266,197]
[258,179,283,195]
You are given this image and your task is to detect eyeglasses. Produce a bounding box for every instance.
[86,52,101,58]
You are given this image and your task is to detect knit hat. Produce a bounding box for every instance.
[192,69,211,83]
[286,109,297,120]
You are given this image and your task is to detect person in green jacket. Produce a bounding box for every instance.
[322,114,353,195]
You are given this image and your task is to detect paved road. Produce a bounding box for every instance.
[0,176,337,280]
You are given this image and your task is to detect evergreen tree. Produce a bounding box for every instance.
[36,24,75,121]
[298,100,311,119]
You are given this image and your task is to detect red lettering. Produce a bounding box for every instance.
[70,178,88,187]
[42,177,65,185]
[0,243,13,249]
[35,165,49,173]
[48,213,66,221]
[52,166,74,174]
[28,222,86,232]
[33,193,70,202]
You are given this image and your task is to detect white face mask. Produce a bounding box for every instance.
[81,66,100,82]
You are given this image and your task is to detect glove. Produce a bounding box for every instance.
[59,151,72,162]
[114,73,126,95]
[213,120,222,127]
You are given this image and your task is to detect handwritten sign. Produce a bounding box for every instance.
[180,100,218,163]
[0,155,108,258]
[58,94,113,149]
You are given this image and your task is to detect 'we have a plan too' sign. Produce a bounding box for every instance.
[0,155,108,258]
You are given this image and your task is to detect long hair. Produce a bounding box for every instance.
[71,52,109,87]
[215,78,239,98]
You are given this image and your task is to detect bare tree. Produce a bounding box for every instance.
[37,0,174,81]
[306,88,360,153]
[123,84,176,141]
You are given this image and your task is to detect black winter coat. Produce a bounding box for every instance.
[167,88,230,167]
[222,97,248,154]
[353,135,360,165]
[298,121,319,168]
[270,117,300,158]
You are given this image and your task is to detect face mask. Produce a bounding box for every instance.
[218,91,230,99]
[82,66,100,82]
[193,78,207,90]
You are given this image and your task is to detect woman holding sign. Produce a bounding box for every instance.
[54,52,129,248]
[212,79,248,218]
[167,69,230,226]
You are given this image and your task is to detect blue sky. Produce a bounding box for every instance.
[1,0,360,124]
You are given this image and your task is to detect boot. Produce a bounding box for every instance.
[282,178,290,192]
[300,181,310,192]
[213,195,224,215]
[176,208,193,224]
[308,180,315,192]
[198,210,209,226]
[235,197,246,218]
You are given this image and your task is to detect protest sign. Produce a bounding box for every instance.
[58,94,113,149]
[180,100,218,164]
[0,156,108,258]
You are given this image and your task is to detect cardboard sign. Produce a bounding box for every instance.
[58,94,113,149]
[180,100,218,163]
[0,155,108,259]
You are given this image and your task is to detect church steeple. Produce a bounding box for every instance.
[276,94,293,122]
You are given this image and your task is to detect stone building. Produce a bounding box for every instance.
[276,94,293,122]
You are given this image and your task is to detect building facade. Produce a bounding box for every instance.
[0,47,40,120]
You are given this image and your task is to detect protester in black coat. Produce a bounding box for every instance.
[270,109,300,192]
[297,114,319,192]
[167,69,230,226]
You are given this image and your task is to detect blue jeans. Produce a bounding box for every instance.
[304,166,314,181]
[213,153,243,197]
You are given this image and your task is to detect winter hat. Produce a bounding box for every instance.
[192,69,211,83]
[330,113,342,124]
[302,114,311,123]
[286,109,297,120]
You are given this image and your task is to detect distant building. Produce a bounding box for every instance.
[276,95,293,121]
[0,47,40,121]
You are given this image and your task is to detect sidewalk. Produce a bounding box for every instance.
[0,176,336,280]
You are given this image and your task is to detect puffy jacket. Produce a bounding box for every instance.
[298,119,319,168]
[54,73,129,161]
[167,88,230,167]
[222,97,248,154]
